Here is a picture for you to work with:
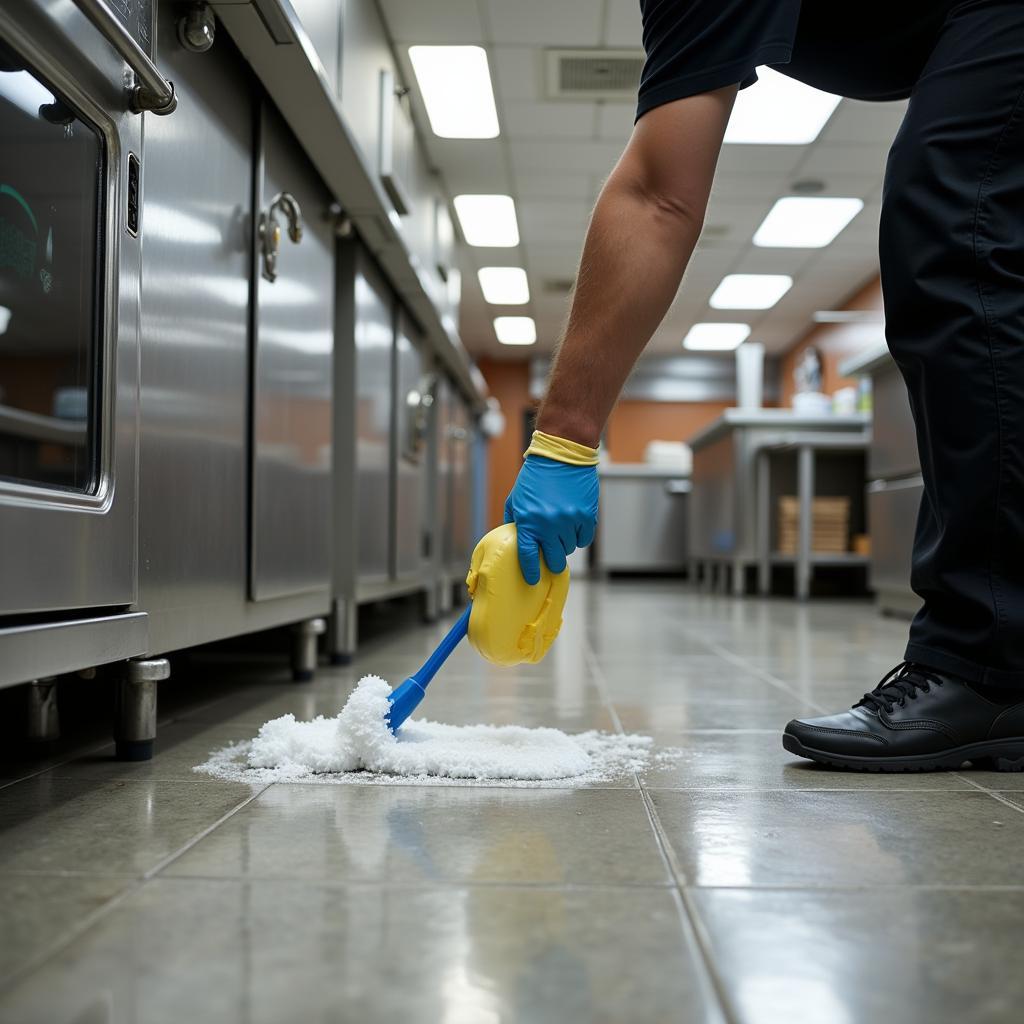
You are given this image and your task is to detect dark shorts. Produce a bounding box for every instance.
[636,0,955,122]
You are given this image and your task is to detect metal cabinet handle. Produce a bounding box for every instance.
[403,374,437,463]
[259,192,303,283]
[72,0,177,114]
[664,479,691,495]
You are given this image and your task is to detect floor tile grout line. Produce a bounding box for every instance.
[954,772,1024,814]
[0,737,122,793]
[584,631,739,1024]
[637,783,740,1024]
[141,783,275,881]
[0,782,273,995]
[678,626,831,716]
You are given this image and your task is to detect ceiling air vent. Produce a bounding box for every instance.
[546,49,645,101]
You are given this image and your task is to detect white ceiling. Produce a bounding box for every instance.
[379,0,907,360]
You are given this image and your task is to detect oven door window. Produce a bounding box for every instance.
[0,49,104,493]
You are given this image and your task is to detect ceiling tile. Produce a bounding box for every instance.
[604,0,644,47]
[491,46,542,101]
[483,0,603,46]
[597,102,636,139]
[503,100,597,139]
[510,139,626,173]
[378,0,484,43]
[517,172,593,198]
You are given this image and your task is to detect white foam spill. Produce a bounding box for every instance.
[194,674,667,788]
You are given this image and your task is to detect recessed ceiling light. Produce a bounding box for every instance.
[683,323,751,351]
[494,316,536,345]
[477,267,530,305]
[0,305,10,335]
[408,46,499,139]
[453,194,520,247]
[753,197,864,248]
[724,67,841,145]
[709,274,793,310]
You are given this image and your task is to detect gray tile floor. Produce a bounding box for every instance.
[2,581,1023,1023]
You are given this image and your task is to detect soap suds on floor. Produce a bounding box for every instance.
[194,674,669,788]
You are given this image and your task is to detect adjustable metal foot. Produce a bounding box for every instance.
[437,578,454,615]
[26,677,59,743]
[422,584,439,624]
[291,617,326,682]
[328,599,356,666]
[115,658,168,762]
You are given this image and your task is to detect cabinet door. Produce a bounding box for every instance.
[393,317,426,578]
[449,395,473,565]
[250,102,334,601]
[0,10,140,615]
[353,264,393,583]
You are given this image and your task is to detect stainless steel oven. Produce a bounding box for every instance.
[0,1,169,619]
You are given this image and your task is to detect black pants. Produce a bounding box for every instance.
[880,0,1024,685]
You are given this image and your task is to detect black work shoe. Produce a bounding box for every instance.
[783,662,1024,772]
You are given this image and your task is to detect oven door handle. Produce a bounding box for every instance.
[73,0,177,115]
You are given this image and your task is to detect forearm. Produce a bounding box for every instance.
[537,87,737,447]
[537,178,702,445]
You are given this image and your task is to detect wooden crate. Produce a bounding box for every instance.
[778,496,850,554]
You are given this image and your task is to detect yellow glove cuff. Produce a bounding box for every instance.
[524,429,599,467]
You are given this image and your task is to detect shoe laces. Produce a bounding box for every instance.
[855,662,945,715]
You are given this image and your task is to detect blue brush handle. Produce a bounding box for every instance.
[413,604,472,687]
[387,605,471,733]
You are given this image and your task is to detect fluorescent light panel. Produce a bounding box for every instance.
[725,67,841,145]
[477,267,530,305]
[408,46,499,139]
[683,323,751,351]
[710,274,793,310]
[753,197,864,248]
[494,316,536,346]
[453,194,519,247]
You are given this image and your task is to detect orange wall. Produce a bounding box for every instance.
[605,400,730,462]
[477,358,730,529]
[779,278,885,406]
[478,358,535,531]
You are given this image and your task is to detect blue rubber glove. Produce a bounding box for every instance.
[503,454,600,585]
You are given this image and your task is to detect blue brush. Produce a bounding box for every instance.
[386,605,472,733]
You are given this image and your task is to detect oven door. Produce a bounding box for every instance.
[0,1,144,616]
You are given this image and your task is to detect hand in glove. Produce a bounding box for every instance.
[503,430,600,585]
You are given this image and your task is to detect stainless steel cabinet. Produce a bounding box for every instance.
[353,258,394,584]
[446,388,474,568]
[138,12,332,654]
[394,314,427,579]
[137,14,254,648]
[0,2,142,618]
[250,103,334,601]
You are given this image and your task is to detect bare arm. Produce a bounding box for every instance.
[536,86,738,447]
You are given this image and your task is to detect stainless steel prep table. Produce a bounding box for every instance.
[688,410,871,598]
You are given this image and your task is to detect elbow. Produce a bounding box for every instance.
[608,171,707,236]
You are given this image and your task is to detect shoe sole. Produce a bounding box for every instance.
[782,733,1024,773]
